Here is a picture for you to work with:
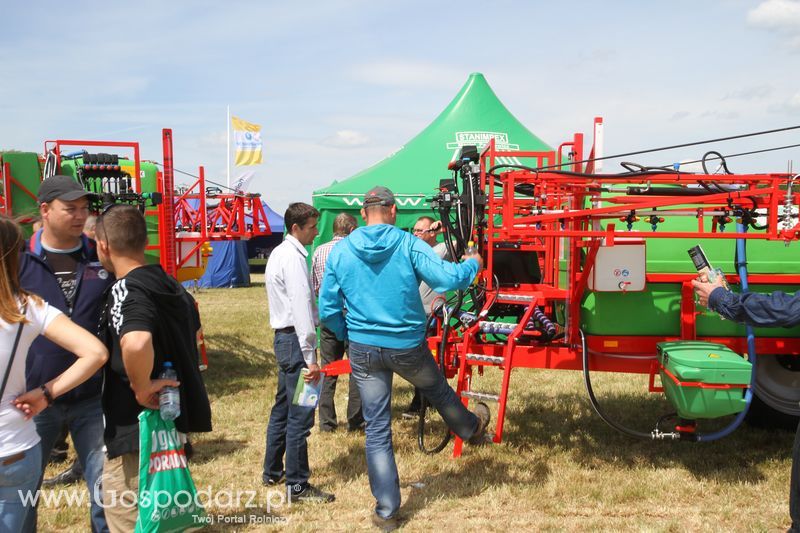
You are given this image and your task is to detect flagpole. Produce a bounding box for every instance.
[226,105,231,189]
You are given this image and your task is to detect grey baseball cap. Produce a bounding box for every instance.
[38,175,96,203]
[363,185,395,207]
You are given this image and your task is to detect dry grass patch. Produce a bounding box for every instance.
[38,275,795,531]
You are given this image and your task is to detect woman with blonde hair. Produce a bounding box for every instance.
[0,216,108,532]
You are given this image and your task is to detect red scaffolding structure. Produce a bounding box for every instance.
[0,130,272,277]
[425,125,800,456]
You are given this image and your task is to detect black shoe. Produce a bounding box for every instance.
[48,447,68,465]
[348,421,366,432]
[319,425,337,433]
[292,484,335,503]
[184,441,194,461]
[262,472,285,486]
[42,464,83,487]
[467,402,491,445]
[371,513,401,532]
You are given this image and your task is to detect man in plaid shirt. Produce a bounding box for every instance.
[311,213,364,432]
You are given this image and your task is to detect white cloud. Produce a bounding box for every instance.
[700,110,741,120]
[350,61,465,89]
[764,91,800,114]
[747,0,800,30]
[748,0,800,48]
[320,130,371,148]
[196,131,228,149]
[722,85,774,100]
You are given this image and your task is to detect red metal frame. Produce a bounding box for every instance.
[161,129,178,276]
[433,124,800,457]
[0,162,12,215]
[165,129,272,271]
[31,133,272,275]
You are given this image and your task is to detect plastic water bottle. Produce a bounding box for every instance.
[159,362,181,421]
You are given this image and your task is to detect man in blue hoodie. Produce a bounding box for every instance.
[319,186,490,530]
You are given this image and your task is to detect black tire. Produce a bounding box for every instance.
[746,392,798,431]
[744,354,800,431]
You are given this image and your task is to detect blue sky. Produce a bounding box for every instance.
[2,0,800,213]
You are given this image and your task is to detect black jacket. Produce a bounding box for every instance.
[101,264,212,458]
[19,231,114,403]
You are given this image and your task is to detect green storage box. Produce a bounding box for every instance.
[657,341,751,419]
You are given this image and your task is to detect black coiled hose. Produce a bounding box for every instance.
[530,306,557,340]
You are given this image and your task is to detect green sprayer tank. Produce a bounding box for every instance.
[580,215,800,338]
[576,191,800,417]
[2,151,42,226]
[2,152,162,265]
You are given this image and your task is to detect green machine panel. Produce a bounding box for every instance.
[2,152,42,221]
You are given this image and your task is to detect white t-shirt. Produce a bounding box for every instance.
[0,298,62,457]
[419,242,451,315]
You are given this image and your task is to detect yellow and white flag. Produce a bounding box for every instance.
[232,116,262,166]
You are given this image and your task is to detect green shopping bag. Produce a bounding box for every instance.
[135,409,206,532]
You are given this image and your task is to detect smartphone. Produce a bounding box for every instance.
[688,245,729,289]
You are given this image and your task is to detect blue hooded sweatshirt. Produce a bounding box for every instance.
[319,224,479,349]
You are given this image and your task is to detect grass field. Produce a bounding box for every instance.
[39,275,795,531]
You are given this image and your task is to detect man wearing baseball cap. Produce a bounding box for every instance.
[318,185,491,531]
[19,175,112,532]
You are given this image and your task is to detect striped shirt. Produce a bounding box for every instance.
[311,235,344,296]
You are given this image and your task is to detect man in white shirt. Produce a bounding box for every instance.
[262,202,334,503]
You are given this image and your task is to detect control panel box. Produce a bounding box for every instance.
[588,239,646,292]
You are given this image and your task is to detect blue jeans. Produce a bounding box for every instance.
[23,395,108,533]
[263,331,315,489]
[348,340,479,519]
[0,442,42,533]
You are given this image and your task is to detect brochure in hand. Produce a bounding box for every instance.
[292,369,324,408]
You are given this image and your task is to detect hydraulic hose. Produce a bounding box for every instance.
[417,177,477,453]
[695,222,756,441]
[580,329,677,440]
[580,225,756,442]
[417,299,457,454]
[532,306,557,339]
[701,150,733,175]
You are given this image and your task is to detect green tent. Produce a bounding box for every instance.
[311,72,554,245]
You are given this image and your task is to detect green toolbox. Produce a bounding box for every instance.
[657,341,752,419]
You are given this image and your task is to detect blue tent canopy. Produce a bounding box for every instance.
[261,201,284,233]
[196,240,251,288]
